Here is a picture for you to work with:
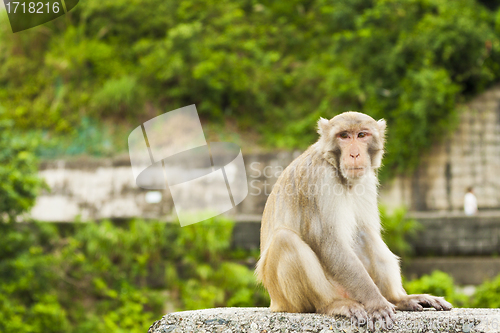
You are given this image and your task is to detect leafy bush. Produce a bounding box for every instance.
[0,115,45,223]
[405,270,456,299]
[404,270,470,307]
[2,0,500,178]
[0,217,269,333]
[471,274,500,308]
[91,76,144,117]
[380,205,421,259]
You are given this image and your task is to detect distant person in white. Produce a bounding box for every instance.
[464,187,478,216]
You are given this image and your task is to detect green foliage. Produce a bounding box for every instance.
[380,205,421,259]
[92,76,143,117]
[0,217,269,333]
[2,0,500,176]
[173,218,269,310]
[404,270,470,307]
[405,270,456,298]
[471,274,500,308]
[174,217,234,264]
[0,116,45,222]
[35,117,117,158]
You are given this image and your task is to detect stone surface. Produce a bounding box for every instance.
[380,84,500,212]
[409,211,500,256]
[148,307,500,333]
[28,152,298,222]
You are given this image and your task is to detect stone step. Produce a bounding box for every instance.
[148,307,500,333]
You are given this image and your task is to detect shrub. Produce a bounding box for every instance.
[404,270,470,307]
[471,274,500,308]
[380,205,421,259]
[0,217,269,332]
[0,115,45,222]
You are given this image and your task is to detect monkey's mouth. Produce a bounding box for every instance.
[344,168,366,178]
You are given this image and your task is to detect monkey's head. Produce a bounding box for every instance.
[317,111,386,180]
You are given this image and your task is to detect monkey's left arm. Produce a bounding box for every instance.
[361,229,453,311]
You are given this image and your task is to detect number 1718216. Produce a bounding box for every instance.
[5,1,60,14]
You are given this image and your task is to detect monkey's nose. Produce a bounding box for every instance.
[350,153,360,159]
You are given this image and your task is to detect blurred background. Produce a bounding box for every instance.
[2,0,500,332]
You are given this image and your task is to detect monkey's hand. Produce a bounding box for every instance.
[319,299,368,324]
[395,294,452,311]
[364,298,396,330]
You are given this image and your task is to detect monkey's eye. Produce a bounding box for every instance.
[339,132,349,139]
[358,132,367,138]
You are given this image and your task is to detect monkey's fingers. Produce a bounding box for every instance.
[395,298,423,311]
[420,297,443,310]
[386,307,396,321]
[436,297,453,311]
[396,295,453,311]
[418,295,452,311]
[367,316,385,331]
[320,299,368,325]
[383,311,395,330]
[367,318,374,331]
[369,309,394,330]
[349,308,369,325]
[369,312,382,331]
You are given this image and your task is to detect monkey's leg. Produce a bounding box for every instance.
[257,228,367,322]
[358,230,452,311]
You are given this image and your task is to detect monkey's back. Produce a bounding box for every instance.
[259,143,336,253]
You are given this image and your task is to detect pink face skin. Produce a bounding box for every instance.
[337,128,373,179]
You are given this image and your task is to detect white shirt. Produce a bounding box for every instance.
[464,192,478,216]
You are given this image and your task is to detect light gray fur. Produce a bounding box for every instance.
[256,112,452,328]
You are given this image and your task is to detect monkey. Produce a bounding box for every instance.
[255,111,452,329]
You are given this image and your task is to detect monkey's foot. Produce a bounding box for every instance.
[318,299,367,324]
[395,294,453,311]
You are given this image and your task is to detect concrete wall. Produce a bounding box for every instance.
[231,212,500,254]
[30,158,171,222]
[404,257,500,285]
[410,211,500,256]
[380,85,500,212]
[28,152,299,222]
[29,85,500,222]
[230,214,500,284]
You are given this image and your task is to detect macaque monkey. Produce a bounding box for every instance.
[255,112,451,328]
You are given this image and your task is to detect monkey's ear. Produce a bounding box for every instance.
[377,119,387,133]
[317,117,330,136]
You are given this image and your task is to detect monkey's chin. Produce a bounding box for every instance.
[342,167,367,179]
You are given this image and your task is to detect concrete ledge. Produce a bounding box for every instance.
[148,308,500,333]
[403,257,500,285]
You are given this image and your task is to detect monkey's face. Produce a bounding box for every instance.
[317,112,386,180]
[336,129,373,179]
